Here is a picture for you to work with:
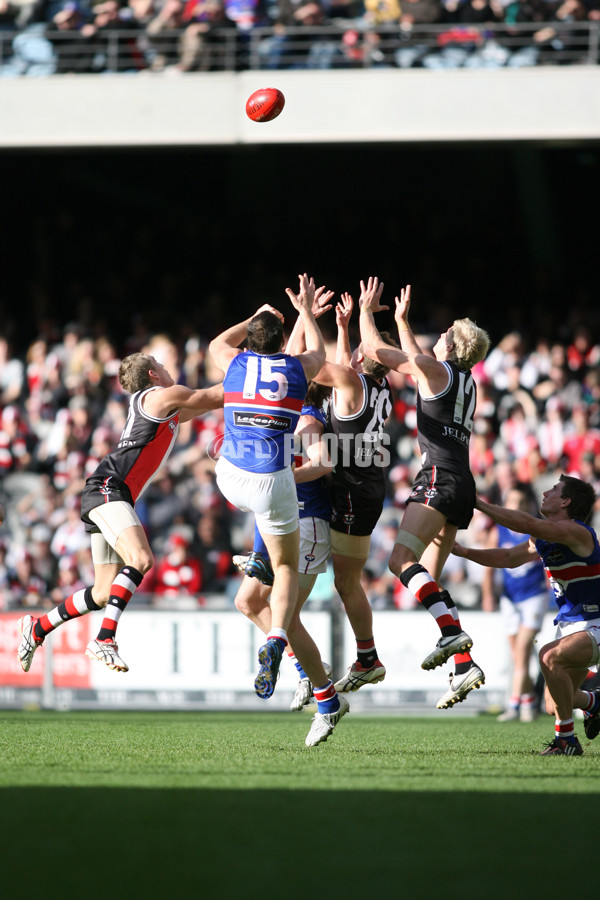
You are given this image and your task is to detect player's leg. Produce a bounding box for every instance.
[331,532,386,693]
[83,503,153,670]
[252,527,299,699]
[289,576,349,746]
[233,573,272,632]
[421,523,486,708]
[539,632,594,755]
[233,522,274,587]
[391,504,473,670]
[16,539,113,673]
[512,624,539,721]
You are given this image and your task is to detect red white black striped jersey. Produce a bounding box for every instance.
[85,386,180,504]
[417,361,475,475]
[327,373,392,487]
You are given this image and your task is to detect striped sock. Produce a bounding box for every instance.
[356,637,378,669]
[35,587,100,641]
[520,692,536,712]
[581,691,600,716]
[314,681,340,714]
[96,566,143,642]
[288,651,307,680]
[506,695,521,712]
[400,565,460,636]
[266,627,288,652]
[555,719,575,740]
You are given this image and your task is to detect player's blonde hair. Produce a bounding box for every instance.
[450,319,490,371]
[118,353,156,394]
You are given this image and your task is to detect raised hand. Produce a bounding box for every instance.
[285,273,316,314]
[358,276,388,313]
[336,292,353,329]
[313,285,334,320]
[394,284,411,326]
[254,303,284,322]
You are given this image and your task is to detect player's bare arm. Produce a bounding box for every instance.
[285,273,326,380]
[335,293,353,366]
[359,281,449,396]
[293,415,332,484]
[476,496,595,558]
[209,304,284,373]
[394,285,422,356]
[285,285,333,356]
[452,537,539,569]
[144,382,224,421]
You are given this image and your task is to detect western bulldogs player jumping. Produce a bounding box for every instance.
[209,274,329,706]
[360,278,491,710]
[17,353,223,674]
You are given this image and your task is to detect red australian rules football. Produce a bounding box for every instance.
[246,88,286,123]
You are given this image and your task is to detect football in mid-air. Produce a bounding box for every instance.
[246,88,286,123]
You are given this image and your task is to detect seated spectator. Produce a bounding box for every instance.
[45,2,96,73]
[82,0,146,72]
[178,0,239,71]
[6,547,48,610]
[152,531,203,603]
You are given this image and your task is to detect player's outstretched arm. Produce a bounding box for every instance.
[335,293,353,366]
[209,304,284,374]
[144,383,224,422]
[358,277,410,371]
[475,496,595,557]
[452,538,537,570]
[285,273,326,380]
[395,285,422,356]
[285,286,333,357]
[293,415,332,484]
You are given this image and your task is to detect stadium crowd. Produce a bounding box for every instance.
[0,311,598,613]
[0,0,599,75]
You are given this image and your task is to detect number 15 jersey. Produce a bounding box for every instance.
[222,351,307,474]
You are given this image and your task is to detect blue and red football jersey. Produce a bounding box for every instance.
[221,351,307,473]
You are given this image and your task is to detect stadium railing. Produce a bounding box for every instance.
[1,22,599,75]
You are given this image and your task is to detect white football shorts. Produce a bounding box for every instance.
[216,456,299,536]
[555,616,600,670]
[299,516,330,575]
[500,592,548,636]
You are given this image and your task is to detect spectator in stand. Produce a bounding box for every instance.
[566,324,600,380]
[80,0,145,72]
[561,405,600,476]
[7,548,48,610]
[178,0,239,71]
[194,513,233,593]
[45,2,96,73]
[0,336,24,405]
[30,523,58,586]
[152,531,203,602]
[49,554,86,604]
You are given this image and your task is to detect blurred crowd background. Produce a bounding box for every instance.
[1,308,598,613]
[1,0,600,75]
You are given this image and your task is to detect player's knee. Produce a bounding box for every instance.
[92,591,110,608]
[538,643,556,671]
[128,552,153,575]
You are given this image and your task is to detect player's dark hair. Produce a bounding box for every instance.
[305,381,331,409]
[247,312,284,355]
[119,353,155,394]
[559,474,597,524]
[362,331,399,381]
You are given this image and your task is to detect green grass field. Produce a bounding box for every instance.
[1,710,596,898]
